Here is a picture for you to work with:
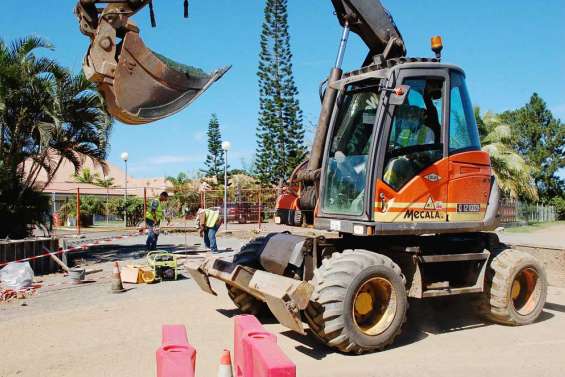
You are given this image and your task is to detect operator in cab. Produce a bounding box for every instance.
[383,79,443,189]
[145,191,169,251]
[197,207,223,254]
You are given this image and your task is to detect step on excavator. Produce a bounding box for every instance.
[75,0,548,354]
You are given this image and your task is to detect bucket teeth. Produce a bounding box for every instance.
[76,0,230,125]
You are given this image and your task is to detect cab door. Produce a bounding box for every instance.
[374,72,449,223]
[446,71,492,222]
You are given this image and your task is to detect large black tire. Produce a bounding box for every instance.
[225,237,270,316]
[304,250,408,354]
[477,249,547,325]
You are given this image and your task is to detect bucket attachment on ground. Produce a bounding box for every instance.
[75,1,230,125]
[186,258,313,334]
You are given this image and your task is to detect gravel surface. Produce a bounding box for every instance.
[2,227,565,377]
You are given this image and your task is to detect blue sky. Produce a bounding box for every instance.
[1,1,564,178]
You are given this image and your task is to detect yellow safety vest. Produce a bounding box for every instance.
[384,126,434,187]
[146,200,165,222]
[396,126,434,147]
[204,209,220,228]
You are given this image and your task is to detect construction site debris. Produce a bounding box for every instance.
[0,262,34,290]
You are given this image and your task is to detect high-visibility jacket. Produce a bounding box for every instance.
[146,200,165,222]
[395,125,434,147]
[198,208,221,229]
[384,125,434,187]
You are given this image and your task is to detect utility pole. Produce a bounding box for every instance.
[121,152,129,227]
[221,141,231,232]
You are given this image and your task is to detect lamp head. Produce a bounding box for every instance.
[221,141,231,151]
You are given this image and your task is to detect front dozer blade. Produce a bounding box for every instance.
[186,257,313,335]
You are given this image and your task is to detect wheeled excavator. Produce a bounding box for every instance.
[75,0,548,354]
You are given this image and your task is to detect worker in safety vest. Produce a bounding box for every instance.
[197,207,223,254]
[383,105,437,188]
[145,191,169,251]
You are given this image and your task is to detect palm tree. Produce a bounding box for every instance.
[165,172,190,194]
[95,176,115,224]
[73,167,100,184]
[0,36,112,189]
[476,108,538,201]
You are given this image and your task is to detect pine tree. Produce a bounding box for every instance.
[202,114,225,182]
[256,0,305,186]
[500,94,565,201]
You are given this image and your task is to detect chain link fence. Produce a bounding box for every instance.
[498,199,557,226]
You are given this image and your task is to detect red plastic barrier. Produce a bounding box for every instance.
[234,315,296,377]
[156,325,197,377]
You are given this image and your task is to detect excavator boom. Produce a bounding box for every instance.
[75,0,229,125]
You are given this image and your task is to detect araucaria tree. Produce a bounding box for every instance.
[256,0,305,186]
[203,113,225,182]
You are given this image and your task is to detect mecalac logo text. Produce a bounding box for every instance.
[404,210,443,221]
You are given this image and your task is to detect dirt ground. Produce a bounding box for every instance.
[1,226,565,377]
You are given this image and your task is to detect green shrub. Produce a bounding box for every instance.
[59,196,106,224]
[108,197,144,227]
[550,196,565,220]
[0,166,50,238]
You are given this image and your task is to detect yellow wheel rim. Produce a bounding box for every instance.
[511,267,541,316]
[352,277,397,336]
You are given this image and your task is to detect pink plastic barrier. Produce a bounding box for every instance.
[156,325,197,377]
[234,315,296,377]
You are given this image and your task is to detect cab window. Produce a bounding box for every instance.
[383,78,444,191]
[322,80,380,216]
[449,71,481,154]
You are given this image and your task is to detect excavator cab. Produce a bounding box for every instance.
[316,63,498,235]
[75,0,230,125]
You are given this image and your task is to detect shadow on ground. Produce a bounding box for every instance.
[545,302,565,313]
[273,295,557,360]
[65,243,212,267]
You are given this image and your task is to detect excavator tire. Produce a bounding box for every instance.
[304,250,407,354]
[477,249,547,325]
[225,237,269,317]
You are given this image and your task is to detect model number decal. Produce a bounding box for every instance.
[457,204,481,213]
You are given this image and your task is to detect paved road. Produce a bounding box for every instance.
[1,232,565,377]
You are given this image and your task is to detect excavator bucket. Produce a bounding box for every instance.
[76,0,229,125]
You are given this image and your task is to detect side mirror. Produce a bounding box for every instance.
[389,85,410,106]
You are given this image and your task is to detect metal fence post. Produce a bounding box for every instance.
[143,187,147,225]
[258,187,262,231]
[76,187,81,235]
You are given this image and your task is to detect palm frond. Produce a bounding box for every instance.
[10,36,53,62]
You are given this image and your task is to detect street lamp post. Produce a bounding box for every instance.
[121,152,129,227]
[221,141,231,232]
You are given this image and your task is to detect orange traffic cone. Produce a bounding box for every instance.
[217,349,233,377]
[111,261,126,293]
